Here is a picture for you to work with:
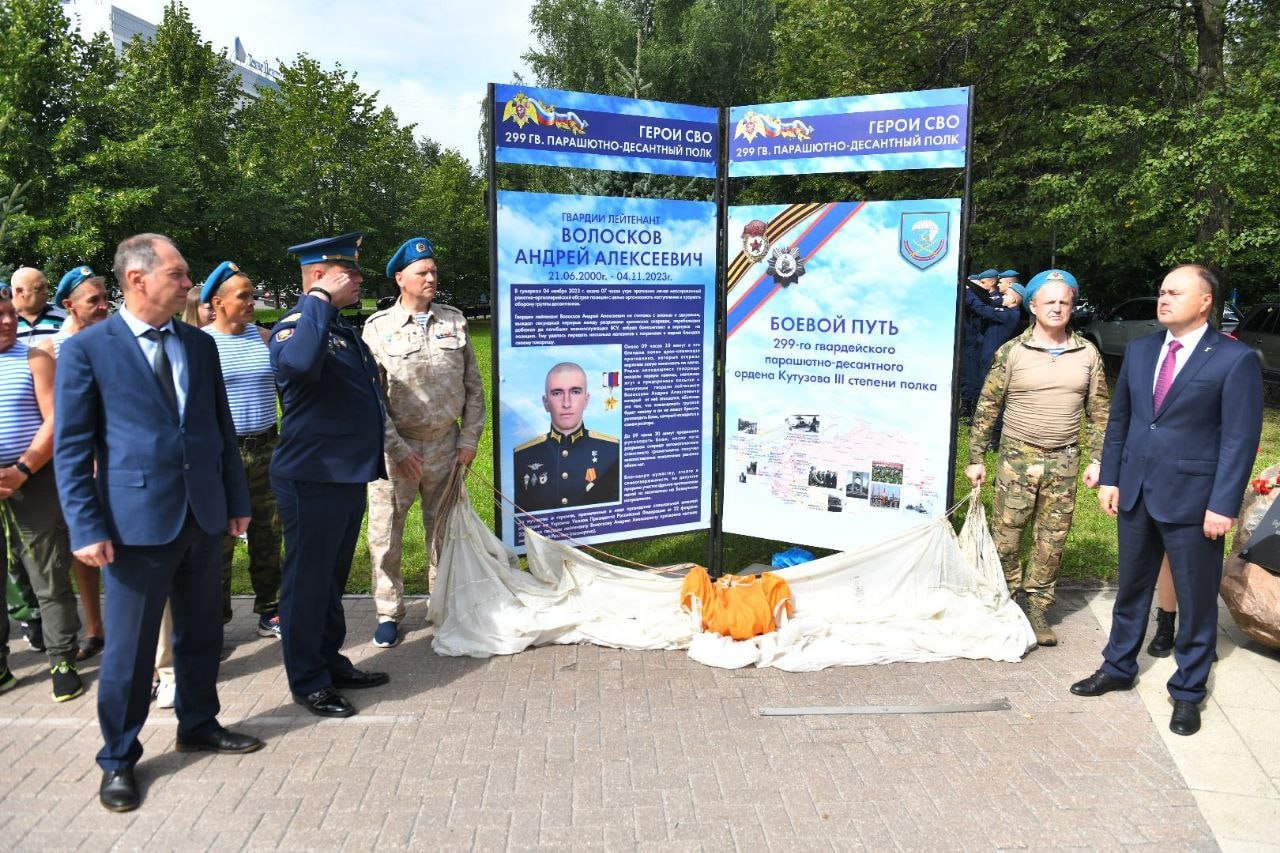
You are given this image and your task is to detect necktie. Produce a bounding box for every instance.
[141,328,178,415]
[1152,340,1183,414]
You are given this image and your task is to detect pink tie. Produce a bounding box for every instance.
[1153,340,1183,414]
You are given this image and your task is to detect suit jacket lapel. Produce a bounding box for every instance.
[1156,327,1219,417]
[109,313,179,423]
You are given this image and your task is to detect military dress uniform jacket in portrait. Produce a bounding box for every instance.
[361,300,485,459]
[269,297,385,483]
[513,426,619,511]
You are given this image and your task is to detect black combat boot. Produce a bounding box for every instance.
[1146,608,1175,658]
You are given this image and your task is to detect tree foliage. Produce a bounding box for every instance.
[0,0,489,306]
[524,0,1280,305]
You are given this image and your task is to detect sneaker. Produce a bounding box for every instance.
[21,620,45,652]
[372,621,400,648]
[155,678,176,709]
[51,660,84,702]
[256,613,282,639]
[0,667,16,693]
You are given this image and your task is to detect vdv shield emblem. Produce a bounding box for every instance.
[899,212,950,271]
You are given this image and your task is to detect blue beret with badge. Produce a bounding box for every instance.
[1024,268,1079,304]
[386,236,435,279]
[201,260,244,303]
[287,232,363,266]
[979,268,999,279]
[999,269,1020,280]
[54,265,100,304]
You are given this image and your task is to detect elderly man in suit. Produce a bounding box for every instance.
[55,233,262,813]
[1071,264,1263,736]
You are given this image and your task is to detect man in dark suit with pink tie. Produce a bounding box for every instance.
[1071,264,1263,736]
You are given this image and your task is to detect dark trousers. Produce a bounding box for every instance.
[97,513,223,770]
[1,467,79,664]
[220,436,281,621]
[272,477,364,696]
[1101,499,1224,703]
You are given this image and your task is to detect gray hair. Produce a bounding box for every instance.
[113,233,176,282]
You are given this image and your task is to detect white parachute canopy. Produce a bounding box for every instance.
[427,473,1034,670]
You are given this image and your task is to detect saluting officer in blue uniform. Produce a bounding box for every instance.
[269,232,389,718]
[513,362,619,512]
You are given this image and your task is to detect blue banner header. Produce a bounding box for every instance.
[728,87,970,177]
[493,84,719,178]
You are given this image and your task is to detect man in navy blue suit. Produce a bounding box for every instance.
[1071,264,1262,736]
[55,233,262,812]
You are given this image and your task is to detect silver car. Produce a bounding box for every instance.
[1082,297,1160,361]
[1233,303,1280,378]
[1083,297,1243,362]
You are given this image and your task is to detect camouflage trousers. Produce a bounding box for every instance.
[221,432,281,622]
[992,438,1081,609]
[368,427,460,622]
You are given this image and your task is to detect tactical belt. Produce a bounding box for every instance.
[238,425,279,451]
[1008,436,1077,454]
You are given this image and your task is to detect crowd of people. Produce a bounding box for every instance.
[0,239,1263,813]
[0,230,484,811]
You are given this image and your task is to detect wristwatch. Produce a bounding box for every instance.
[311,287,333,302]
[13,460,32,477]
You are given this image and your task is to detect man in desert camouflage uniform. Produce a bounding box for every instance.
[966,269,1108,646]
[361,237,485,648]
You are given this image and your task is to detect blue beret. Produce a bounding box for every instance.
[54,265,100,304]
[201,261,244,303]
[979,268,999,279]
[0,281,10,300]
[999,269,1020,279]
[1009,283,1027,299]
[386,237,435,278]
[1024,268,1079,304]
[287,231,363,266]
[967,273,981,282]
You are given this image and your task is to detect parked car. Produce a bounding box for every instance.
[1082,296,1243,361]
[1081,297,1160,360]
[1232,302,1280,378]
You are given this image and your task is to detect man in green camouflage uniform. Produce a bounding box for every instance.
[966,270,1108,646]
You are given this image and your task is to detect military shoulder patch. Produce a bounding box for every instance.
[281,312,302,323]
[590,431,619,444]
[275,328,294,342]
[514,435,547,452]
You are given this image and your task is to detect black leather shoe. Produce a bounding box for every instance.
[1170,699,1202,736]
[331,668,390,690]
[175,726,265,754]
[1070,670,1135,697]
[295,686,355,718]
[99,768,139,812]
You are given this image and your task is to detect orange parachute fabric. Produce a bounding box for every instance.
[680,566,794,640]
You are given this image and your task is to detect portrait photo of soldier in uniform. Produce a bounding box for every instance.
[512,361,620,513]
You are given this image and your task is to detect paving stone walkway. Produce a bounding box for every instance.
[1,591,1221,850]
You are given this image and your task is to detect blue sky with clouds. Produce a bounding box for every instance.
[73,0,538,165]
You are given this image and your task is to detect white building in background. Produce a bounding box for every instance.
[60,0,281,99]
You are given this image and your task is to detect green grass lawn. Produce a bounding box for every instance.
[229,319,1280,593]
